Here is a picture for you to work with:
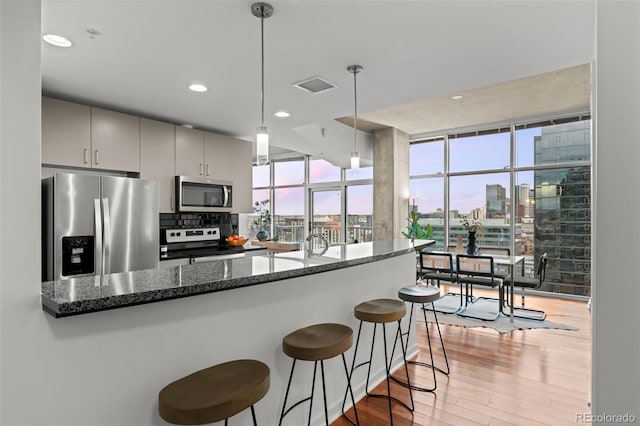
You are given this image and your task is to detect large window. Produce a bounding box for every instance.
[347,184,373,243]
[409,177,444,249]
[410,115,591,296]
[274,187,305,243]
[449,172,511,249]
[252,157,374,245]
[309,159,340,183]
[449,131,510,172]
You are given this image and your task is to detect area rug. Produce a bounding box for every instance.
[423,308,579,334]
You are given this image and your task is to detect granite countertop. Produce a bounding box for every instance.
[41,239,434,318]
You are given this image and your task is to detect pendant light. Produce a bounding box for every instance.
[348,65,363,169]
[252,2,273,165]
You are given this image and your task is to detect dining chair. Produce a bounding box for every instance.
[455,254,504,321]
[502,253,548,320]
[419,251,462,313]
[477,247,511,278]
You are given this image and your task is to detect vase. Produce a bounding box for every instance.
[466,231,478,255]
[256,230,268,241]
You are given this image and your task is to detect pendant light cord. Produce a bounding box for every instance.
[353,69,358,152]
[260,11,265,126]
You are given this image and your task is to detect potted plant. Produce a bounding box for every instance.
[250,199,271,241]
[402,210,433,241]
[461,216,484,254]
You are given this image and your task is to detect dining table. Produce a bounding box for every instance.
[428,249,525,322]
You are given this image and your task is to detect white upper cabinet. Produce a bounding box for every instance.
[204,132,253,213]
[140,118,175,213]
[204,132,231,179]
[42,97,252,212]
[175,126,205,177]
[42,97,91,167]
[91,107,140,172]
[42,97,140,172]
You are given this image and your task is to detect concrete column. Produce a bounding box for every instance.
[373,127,410,240]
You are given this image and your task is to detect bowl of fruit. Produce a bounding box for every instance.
[226,235,246,247]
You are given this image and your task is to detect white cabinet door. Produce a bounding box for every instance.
[140,118,175,213]
[204,132,231,179]
[204,132,253,213]
[227,138,253,213]
[91,107,140,172]
[175,126,204,177]
[41,97,91,167]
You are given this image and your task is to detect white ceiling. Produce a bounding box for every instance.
[41,0,595,168]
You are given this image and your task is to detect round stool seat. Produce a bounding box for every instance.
[398,284,441,304]
[354,298,406,323]
[283,323,353,361]
[158,359,270,425]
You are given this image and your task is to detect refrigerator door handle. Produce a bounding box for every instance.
[102,198,111,275]
[94,198,103,276]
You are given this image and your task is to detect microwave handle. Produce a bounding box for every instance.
[223,186,229,207]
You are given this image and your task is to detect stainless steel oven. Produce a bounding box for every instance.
[175,176,232,213]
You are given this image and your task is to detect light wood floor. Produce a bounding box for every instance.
[332,289,591,426]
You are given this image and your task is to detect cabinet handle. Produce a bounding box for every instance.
[206,164,210,176]
[95,150,99,165]
[200,163,204,176]
[83,149,89,164]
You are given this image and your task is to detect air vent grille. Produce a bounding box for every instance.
[294,77,336,95]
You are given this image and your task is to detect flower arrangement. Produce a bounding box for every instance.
[461,216,484,238]
[401,210,433,240]
[250,199,271,233]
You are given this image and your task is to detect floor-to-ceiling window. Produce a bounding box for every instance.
[251,157,374,245]
[410,114,591,296]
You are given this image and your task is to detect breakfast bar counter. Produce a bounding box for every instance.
[37,238,429,425]
[41,239,434,318]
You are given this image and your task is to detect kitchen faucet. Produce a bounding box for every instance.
[306,233,329,255]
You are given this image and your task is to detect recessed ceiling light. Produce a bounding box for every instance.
[451,95,463,100]
[274,111,290,118]
[188,84,208,93]
[42,34,72,47]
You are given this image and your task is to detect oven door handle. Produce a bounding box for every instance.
[190,253,245,263]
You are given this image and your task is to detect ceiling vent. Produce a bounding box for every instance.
[293,77,336,95]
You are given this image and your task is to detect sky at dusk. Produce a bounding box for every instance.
[254,128,541,216]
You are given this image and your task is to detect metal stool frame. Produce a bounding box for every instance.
[223,406,257,426]
[342,319,414,425]
[279,353,359,426]
[389,300,450,392]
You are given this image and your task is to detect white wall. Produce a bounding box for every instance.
[593,1,640,422]
[0,0,44,421]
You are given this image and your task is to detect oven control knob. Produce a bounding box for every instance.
[176,232,181,237]
[207,231,212,235]
[170,232,175,237]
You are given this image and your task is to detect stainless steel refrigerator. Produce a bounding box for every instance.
[42,172,159,281]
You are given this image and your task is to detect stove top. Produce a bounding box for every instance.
[160,226,245,260]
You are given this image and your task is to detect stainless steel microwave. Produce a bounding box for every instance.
[175,176,233,212]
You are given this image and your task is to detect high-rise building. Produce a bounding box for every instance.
[533,120,591,296]
[486,184,506,218]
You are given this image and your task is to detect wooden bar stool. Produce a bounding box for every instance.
[390,284,450,392]
[343,299,414,425]
[279,323,359,426]
[158,359,269,425]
